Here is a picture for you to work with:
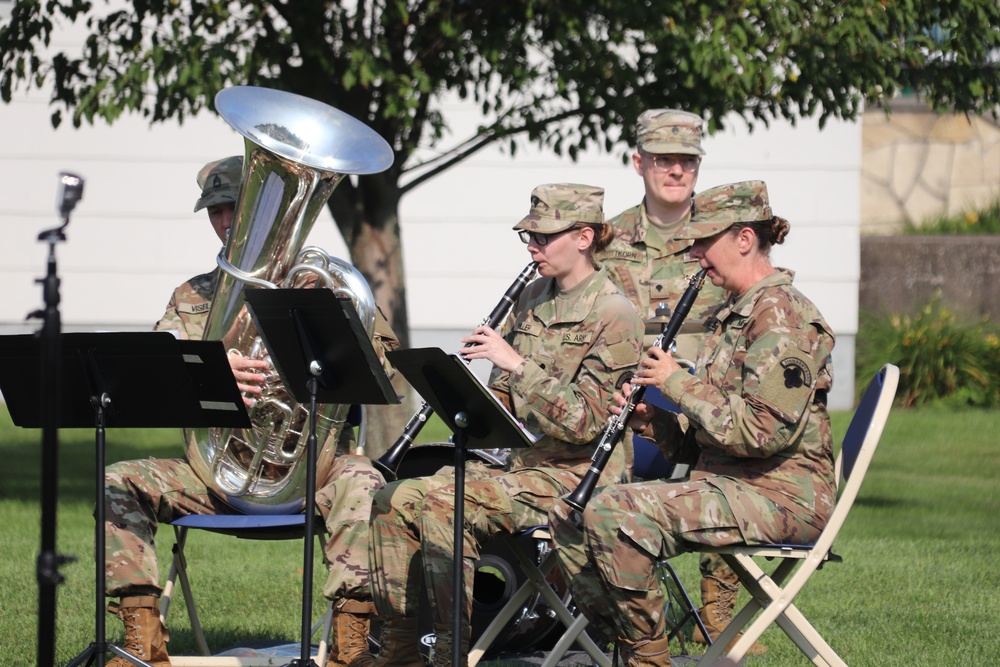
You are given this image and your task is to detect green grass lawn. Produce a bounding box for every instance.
[1,405,998,666]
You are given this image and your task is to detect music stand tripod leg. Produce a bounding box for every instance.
[283,375,322,667]
[66,394,155,667]
[451,412,470,667]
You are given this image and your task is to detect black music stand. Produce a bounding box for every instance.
[386,347,537,667]
[0,331,250,667]
[245,289,398,667]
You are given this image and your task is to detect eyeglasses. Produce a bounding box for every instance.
[645,154,701,174]
[518,226,583,246]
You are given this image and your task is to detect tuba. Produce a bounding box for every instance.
[184,86,393,514]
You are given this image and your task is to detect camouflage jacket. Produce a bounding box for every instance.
[597,202,728,353]
[154,269,218,339]
[490,266,643,483]
[646,269,837,531]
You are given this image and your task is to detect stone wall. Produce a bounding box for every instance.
[861,102,1000,234]
[860,235,1000,321]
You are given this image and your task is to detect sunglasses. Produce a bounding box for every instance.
[518,225,588,246]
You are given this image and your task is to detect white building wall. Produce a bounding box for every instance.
[0,34,860,411]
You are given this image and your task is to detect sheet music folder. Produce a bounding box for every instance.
[387,347,539,451]
[244,288,399,406]
[0,332,250,429]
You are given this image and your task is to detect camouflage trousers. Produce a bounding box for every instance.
[549,476,818,642]
[369,462,579,627]
[104,454,383,602]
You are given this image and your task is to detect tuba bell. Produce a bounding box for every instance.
[183,86,393,514]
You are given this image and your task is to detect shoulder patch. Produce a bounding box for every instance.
[757,353,817,419]
[780,357,812,388]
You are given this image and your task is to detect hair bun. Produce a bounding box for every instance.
[770,216,790,245]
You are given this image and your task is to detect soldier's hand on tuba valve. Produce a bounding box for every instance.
[227,352,269,407]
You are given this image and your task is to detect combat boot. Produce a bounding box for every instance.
[620,636,673,667]
[373,617,426,667]
[328,599,376,667]
[430,623,470,667]
[691,570,767,656]
[106,595,170,667]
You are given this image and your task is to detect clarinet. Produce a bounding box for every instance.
[564,268,708,512]
[373,261,539,480]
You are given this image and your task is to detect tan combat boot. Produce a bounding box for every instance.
[429,623,470,667]
[691,570,767,656]
[373,617,426,667]
[328,599,376,667]
[106,595,170,667]
[620,636,673,667]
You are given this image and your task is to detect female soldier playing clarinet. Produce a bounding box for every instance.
[548,181,837,667]
[368,184,643,667]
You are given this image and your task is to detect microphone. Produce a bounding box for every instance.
[56,172,85,220]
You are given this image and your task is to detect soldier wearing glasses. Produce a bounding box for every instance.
[368,184,643,667]
[586,110,767,655]
[598,109,727,354]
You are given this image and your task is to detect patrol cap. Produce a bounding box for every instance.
[193,156,243,212]
[680,180,773,239]
[636,109,705,156]
[512,183,605,234]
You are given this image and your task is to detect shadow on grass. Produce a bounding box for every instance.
[1,416,181,504]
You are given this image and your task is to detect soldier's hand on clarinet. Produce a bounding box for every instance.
[228,352,269,407]
[633,347,681,390]
[459,326,525,372]
[611,384,655,437]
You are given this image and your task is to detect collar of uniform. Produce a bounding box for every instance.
[531,265,609,326]
[643,203,698,258]
[727,267,796,318]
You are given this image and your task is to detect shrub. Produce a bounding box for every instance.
[856,298,1000,408]
[903,199,1000,235]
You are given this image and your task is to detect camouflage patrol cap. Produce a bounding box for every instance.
[512,183,605,234]
[680,180,773,239]
[193,156,243,212]
[636,109,705,156]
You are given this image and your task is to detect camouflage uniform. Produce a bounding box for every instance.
[107,270,399,604]
[549,181,836,643]
[598,203,727,356]
[368,185,643,654]
[153,269,217,340]
[596,109,732,604]
[597,109,724,357]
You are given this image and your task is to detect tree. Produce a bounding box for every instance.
[4,0,1000,447]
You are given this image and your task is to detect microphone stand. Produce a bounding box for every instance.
[31,172,85,667]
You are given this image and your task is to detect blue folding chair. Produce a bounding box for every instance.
[694,364,899,665]
[468,387,706,667]
[160,512,332,666]
[160,407,370,665]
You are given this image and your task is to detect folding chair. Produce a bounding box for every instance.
[160,407,368,666]
[160,512,333,667]
[467,526,611,667]
[695,363,899,666]
[467,396,706,667]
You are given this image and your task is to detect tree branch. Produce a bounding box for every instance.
[399,104,598,194]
